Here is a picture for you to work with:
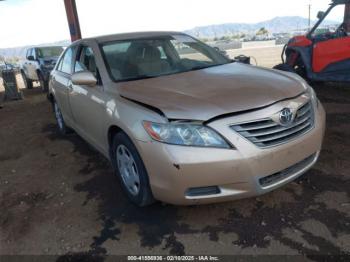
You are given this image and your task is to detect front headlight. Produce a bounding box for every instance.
[143,121,231,149]
[306,85,319,108]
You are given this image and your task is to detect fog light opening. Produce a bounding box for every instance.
[186,186,221,197]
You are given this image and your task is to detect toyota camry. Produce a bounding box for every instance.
[48,32,325,206]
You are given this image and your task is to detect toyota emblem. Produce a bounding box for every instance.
[279,108,293,126]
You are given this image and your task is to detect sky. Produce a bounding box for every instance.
[0,0,344,48]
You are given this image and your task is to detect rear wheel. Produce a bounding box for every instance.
[21,71,33,89]
[111,132,155,207]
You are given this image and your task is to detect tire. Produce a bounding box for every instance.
[38,71,48,92]
[21,71,33,89]
[273,63,296,73]
[294,61,308,81]
[52,100,71,135]
[111,132,155,207]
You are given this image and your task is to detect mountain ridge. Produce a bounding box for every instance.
[0,16,339,59]
[185,16,338,38]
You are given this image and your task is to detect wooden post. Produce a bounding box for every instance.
[63,0,82,42]
[345,3,350,33]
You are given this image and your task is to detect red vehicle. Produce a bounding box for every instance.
[274,0,350,82]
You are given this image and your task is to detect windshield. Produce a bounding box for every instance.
[312,5,345,37]
[101,34,231,82]
[37,47,64,58]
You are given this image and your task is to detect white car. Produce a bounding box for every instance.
[21,46,64,91]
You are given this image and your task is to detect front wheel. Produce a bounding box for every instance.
[273,63,296,73]
[111,132,155,207]
[21,71,33,89]
[53,100,71,135]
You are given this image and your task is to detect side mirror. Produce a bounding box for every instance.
[27,55,35,61]
[317,11,325,20]
[71,71,97,87]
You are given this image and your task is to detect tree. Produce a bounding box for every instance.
[256,27,269,36]
[219,36,230,41]
[0,55,5,62]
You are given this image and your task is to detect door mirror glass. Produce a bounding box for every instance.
[317,11,325,20]
[71,71,97,87]
[27,55,35,61]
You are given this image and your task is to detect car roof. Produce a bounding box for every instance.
[74,31,188,45]
[35,46,64,48]
[332,0,350,5]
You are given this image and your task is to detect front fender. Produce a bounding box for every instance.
[286,46,313,76]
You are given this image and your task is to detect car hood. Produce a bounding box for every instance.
[118,63,307,121]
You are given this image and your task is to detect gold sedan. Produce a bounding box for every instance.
[48,32,325,206]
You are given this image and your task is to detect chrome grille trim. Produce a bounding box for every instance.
[231,101,314,148]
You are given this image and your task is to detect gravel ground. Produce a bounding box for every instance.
[0,74,349,260]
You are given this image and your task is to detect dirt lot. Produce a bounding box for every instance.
[0,56,350,260]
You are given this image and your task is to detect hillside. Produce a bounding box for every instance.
[185,16,338,38]
[0,16,339,59]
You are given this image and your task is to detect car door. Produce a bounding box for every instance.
[51,46,75,127]
[312,36,350,73]
[23,49,33,79]
[311,4,350,74]
[28,48,38,80]
[68,44,107,153]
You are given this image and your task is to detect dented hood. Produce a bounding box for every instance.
[118,63,307,121]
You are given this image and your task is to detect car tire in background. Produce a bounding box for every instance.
[273,63,296,73]
[38,72,48,92]
[53,99,72,135]
[274,62,311,84]
[21,71,33,89]
[111,132,155,207]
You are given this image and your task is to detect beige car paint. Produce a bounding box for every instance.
[117,62,307,120]
[49,32,326,205]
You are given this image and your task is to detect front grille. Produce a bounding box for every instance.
[259,153,316,187]
[231,101,314,148]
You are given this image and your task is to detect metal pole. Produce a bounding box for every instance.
[308,4,311,30]
[345,3,350,23]
[63,0,82,42]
